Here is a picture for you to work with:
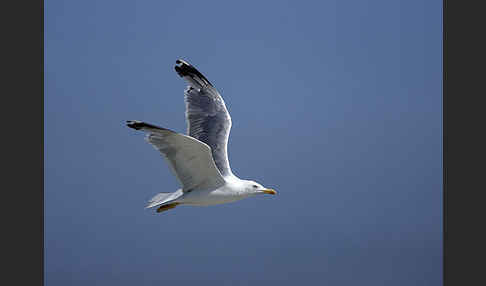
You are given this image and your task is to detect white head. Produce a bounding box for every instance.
[242,180,277,196]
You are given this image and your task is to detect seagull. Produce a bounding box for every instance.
[127,59,277,213]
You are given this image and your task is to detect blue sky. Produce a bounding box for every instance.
[45,0,442,285]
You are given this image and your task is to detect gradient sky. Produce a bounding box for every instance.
[45,1,442,285]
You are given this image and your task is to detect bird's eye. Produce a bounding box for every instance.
[253,185,258,188]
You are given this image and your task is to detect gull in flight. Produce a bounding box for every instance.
[127,59,277,213]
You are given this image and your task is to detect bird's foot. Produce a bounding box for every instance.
[156,203,179,213]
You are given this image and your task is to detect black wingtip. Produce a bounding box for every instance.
[174,59,190,77]
[174,65,184,78]
[126,120,143,130]
[174,59,213,87]
[176,59,188,65]
[126,120,174,133]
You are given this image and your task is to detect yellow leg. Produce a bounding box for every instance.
[156,203,179,213]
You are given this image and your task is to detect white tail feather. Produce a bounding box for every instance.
[145,189,183,209]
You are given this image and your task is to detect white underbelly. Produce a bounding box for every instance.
[178,188,246,206]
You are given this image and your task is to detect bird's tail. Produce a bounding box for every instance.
[145,189,183,209]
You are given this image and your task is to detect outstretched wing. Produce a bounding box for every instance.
[174,59,234,177]
[127,120,225,191]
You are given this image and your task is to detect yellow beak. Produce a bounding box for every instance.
[262,189,277,195]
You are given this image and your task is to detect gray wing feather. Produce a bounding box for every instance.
[175,60,234,177]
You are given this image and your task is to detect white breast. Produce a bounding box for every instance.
[178,181,249,206]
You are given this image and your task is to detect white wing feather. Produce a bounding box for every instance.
[127,121,225,191]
